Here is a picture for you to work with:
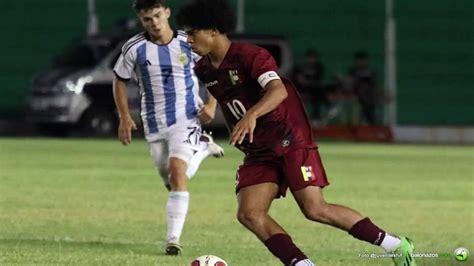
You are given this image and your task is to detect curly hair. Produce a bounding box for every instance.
[133,0,166,12]
[176,0,236,34]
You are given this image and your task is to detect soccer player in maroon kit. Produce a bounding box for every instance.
[177,0,415,265]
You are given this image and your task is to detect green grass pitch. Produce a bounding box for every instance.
[0,138,472,265]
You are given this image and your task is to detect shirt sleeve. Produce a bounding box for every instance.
[113,48,135,81]
[249,48,281,88]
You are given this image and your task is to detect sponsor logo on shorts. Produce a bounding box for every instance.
[282,139,290,147]
[300,166,315,182]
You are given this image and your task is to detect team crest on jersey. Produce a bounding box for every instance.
[300,166,315,182]
[228,70,240,85]
[178,53,189,65]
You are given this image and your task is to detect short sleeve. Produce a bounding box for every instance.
[249,48,281,88]
[250,48,279,80]
[113,48,135,81]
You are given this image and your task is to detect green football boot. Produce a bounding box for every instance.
[392,236,416,266]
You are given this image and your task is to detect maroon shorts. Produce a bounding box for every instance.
[235,148,330,197]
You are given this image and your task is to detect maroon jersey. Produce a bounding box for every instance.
[195,43,315,161]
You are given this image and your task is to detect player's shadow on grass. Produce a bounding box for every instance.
[0,238,167,256]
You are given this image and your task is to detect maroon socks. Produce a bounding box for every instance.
[264,218,387,265]
[264,233,308,265]
[348,217,386,245]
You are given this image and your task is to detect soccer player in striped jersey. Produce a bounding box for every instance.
[177,0,415,265]
[112,0,224,256]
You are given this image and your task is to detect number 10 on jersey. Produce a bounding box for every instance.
[226,99,247,120]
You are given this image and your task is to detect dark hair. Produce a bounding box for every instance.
[176,0,236,33]
[133,0,166,12]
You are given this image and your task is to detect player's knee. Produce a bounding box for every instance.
[303,203,331,222]
[169,161,187,180]
[168,163,188,191]
[236,209,265,228]
[169,158,187,174]
[169,164,184,176]
[168,174,187,191]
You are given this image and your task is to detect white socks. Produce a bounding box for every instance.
[186,142,210,179]
[294,259,315,266]
[380,233,402,252]
[166,191,189,244]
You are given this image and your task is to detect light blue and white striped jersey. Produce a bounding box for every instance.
[113,30,203,142]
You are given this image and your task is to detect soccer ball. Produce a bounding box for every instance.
[191,255,228,266]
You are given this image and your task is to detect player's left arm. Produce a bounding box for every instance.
[231,77,288,145]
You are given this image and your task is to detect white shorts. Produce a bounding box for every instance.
[149,119,203,169]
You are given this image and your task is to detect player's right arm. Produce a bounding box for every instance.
[113,78,137,145]
[112,37,140,145]
[199,93,217,124]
